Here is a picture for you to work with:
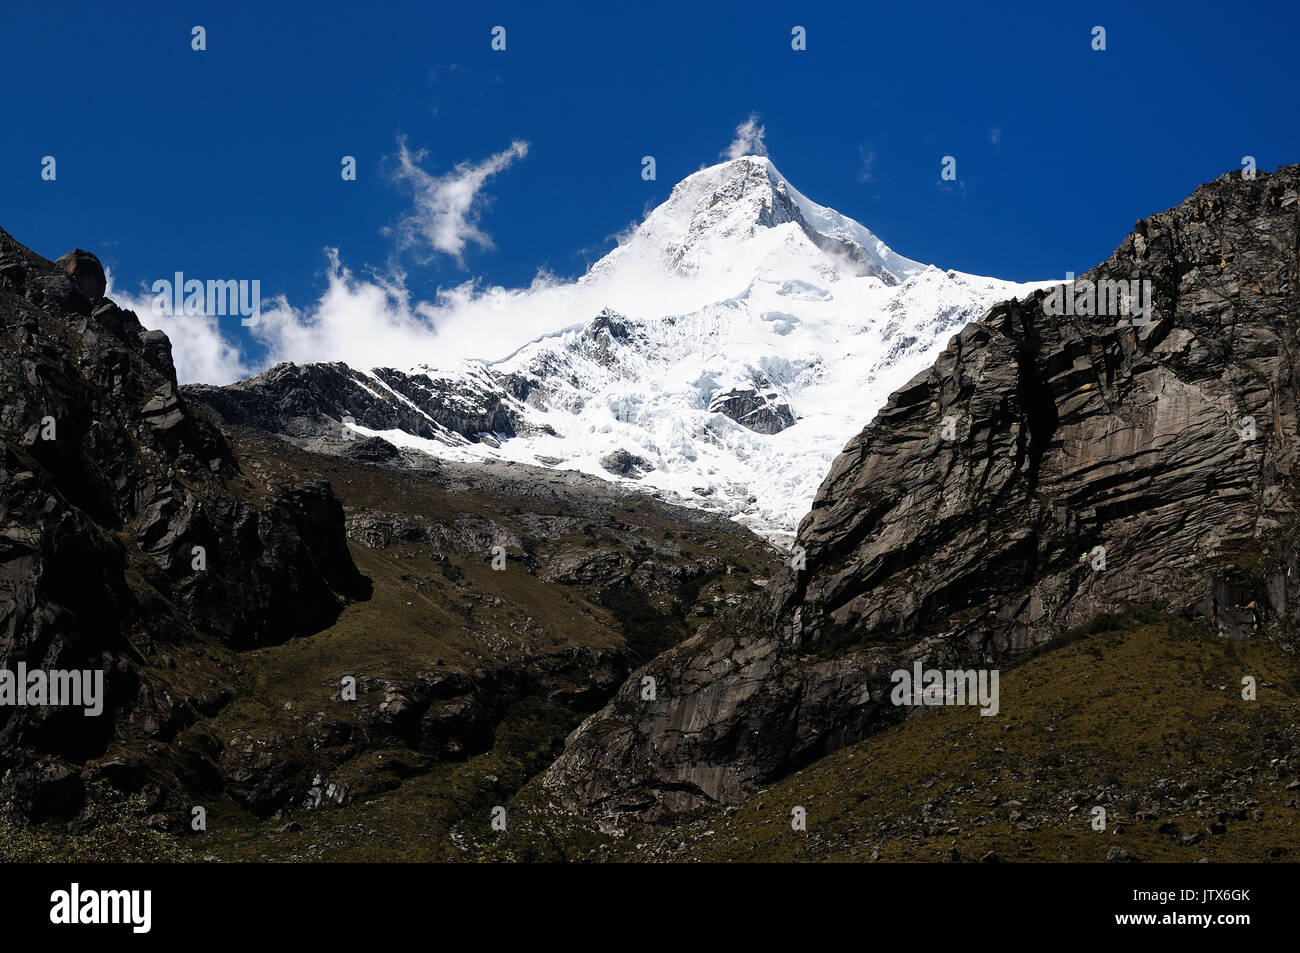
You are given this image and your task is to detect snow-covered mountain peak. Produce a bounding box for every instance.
[589,155,924,288]
[223,159,1047,541]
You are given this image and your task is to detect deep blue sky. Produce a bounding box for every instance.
[3,0,1297,373]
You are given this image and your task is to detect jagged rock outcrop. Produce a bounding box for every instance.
[600,449,654,478]
[53,249,106,301]
[0,230,369,819]
[543,165,1300,826]
[708,377,797,434]
[581,309,631,367]
[186,360,525,446]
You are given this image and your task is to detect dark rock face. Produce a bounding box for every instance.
[53,249,106,301]
[544,165,1300,825]
[708,377,796,434]
[144,480,369,650]
[0,232,368,817]
[185,361,523,446]
[600,449,654,478]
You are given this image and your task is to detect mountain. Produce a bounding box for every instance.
[4,164,1298,865]
[190,157,1045,539]
[539,164,1300,828]
[0,226,779,849]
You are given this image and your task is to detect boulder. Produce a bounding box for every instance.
[600,449,654,478]
[54,248,106,301]
[343,435,401,462]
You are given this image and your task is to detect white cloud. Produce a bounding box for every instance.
[990,128,1002,146]
[110,251,574,386]
[111,137,751,387]
[104,140,540,385]
[247,250,583,374]
[390,138,530,264]
[723,114,767,160]
[105,270,252,385]
[251,251,438,369]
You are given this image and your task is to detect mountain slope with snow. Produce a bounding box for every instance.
[192,156,1046,540]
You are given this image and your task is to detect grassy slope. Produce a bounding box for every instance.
[0,427,777,861]
[492,609,1300,862]
[9,426,1297,863]
[190,430,778,860]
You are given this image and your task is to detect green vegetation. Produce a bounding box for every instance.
[0,784,195,863]
[495,610,1300,862]
[13,427,777,862]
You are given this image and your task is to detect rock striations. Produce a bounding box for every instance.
[542,166,1300,827]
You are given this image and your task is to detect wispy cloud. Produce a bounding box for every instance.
[111,139,544,385]
[248,255,593,375]
[389,137,530,264]
[723,114,767,160]
[989,128,1002,147]
[859,146,877,182]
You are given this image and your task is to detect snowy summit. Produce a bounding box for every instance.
[227,156,1046,541]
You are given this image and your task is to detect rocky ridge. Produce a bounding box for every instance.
[542,165,1300,826]
[0,231,369,821]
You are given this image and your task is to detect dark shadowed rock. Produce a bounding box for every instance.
[53,249,106,301]
[343,435,401,462]
[709,377,797,434]
[1,758,85,822]
[0,225,370,819]
[138,328,178,384]
[600,449,654,478]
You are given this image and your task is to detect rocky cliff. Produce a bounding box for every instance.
[542,165,1300,826]
[186,360,530,447]
[0,231,368,821]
